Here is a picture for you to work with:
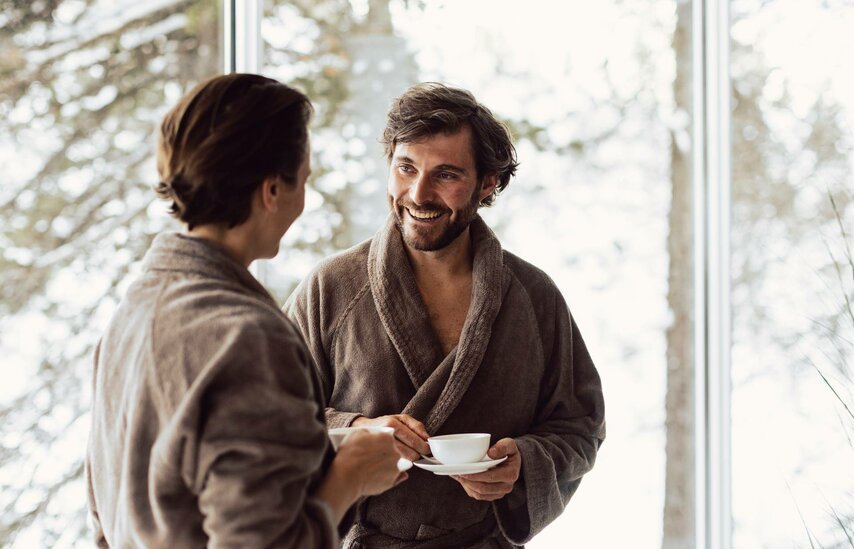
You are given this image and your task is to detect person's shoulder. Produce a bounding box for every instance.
[501,251,576,340]
[292,238,372,301]
[155,275,294,343]
[312,238,371,282]
[158,274,254,311]
[284,237,374,337]
[158,290,308,378]
[503,249,562,299]
[156,300,312,404]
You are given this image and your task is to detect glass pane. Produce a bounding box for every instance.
[0,1,221,546]
[262,1,695,546]
[730,0,854,546]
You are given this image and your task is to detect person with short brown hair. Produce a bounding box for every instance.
[380,82,518,208]
[286,82,606,548]
[86,73,406,549]
[154,73,311,231]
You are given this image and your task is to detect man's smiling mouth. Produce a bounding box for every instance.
[406,208,443,221]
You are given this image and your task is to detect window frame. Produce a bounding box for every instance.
[693,1,732,548]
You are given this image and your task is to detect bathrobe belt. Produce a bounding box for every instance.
[345,513,498,549]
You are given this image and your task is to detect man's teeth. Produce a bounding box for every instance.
[408,209,441,220]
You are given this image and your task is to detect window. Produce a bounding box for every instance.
[0,1,221,545]
[729,0,854,546]
[1,1,849,547]
[260,1,694,546]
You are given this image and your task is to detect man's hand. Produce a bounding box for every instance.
[335,429,408,497]
[451,438,521,502]
[352,414,430,461]
[315,429,405,524]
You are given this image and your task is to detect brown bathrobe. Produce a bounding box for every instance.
[86,232,340,548]
[285,214,606,548]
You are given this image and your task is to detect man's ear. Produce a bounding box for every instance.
[259,176,280,213]
[479,174,498,202]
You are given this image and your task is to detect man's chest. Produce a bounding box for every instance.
[411,270,474,355]
[329,291,546,432]
[421,290,471,355]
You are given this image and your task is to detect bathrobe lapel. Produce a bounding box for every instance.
[367,216,445,389]
[368,214,511,434]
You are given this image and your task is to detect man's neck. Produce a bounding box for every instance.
[187,223,257,268]
[404,227,475,355]
[404,227,474,284]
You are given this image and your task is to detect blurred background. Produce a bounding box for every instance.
[0,0,851,547]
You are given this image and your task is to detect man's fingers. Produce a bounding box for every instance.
[355,414,430,454]
[451,452,520,501]
[449,439,521,502]
[397,414,430,440]
[451,476,513,500]
[393,428,428,454]
[393,471,409,486]
[487,437,518,459]
[455,459,517,483]
[390,421,430,454]
[394,440,421,461]
[467,484,512,499]
[457,470,505,483]
[456,477,513,493]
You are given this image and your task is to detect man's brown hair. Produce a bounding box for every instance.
[156,73,312,229]
[381,82,518,206]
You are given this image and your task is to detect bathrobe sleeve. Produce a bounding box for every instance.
[184,321,340,549]
[86,460,109,548]
[493,290,606,545]
[284,281,363,429]
[86,341,111,548]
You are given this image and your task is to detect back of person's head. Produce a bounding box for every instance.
[156,73,312,229]
[381,82,518,207]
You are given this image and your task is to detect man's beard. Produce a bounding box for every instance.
[392,188,480,252]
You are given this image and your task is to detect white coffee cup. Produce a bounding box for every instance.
[427,433,491,465]
[328,426,412,472]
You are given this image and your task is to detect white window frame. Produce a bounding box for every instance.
[694,0,732,548]
[224,0,262,74]
[224,0,264,278]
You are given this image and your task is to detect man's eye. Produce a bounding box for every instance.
[438,172,457,180]
[398,165,414,174]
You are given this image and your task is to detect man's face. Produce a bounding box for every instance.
[262,143,310,259]
[387,126,495,252]
[275,142,310,230]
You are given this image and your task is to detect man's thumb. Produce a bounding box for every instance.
[488,438,516,459]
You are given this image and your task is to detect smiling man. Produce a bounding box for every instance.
[285,83,606,548]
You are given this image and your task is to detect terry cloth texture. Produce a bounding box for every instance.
[286,215,606,548]
[87,232,340,548]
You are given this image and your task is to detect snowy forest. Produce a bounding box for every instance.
[1,0,851,547]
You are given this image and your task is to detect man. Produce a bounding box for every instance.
[286,83,605,548]
[87,74,403,548]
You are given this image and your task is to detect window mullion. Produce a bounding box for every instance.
[694,0,732,548]
[223,0,237,73]
[235,0,262,73]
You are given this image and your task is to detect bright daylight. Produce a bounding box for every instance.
[1,0,852,548]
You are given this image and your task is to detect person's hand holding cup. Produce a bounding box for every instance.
[315,426,408,523]
[330,427,408,496]
[351,414,430,461]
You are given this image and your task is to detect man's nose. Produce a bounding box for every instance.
[408,174,433,205]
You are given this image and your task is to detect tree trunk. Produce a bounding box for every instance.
[340,0,417,245]
[662,1,695,548]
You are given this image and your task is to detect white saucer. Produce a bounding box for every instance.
[413,456,507,476]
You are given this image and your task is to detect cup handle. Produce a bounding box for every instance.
[397,458,413,472]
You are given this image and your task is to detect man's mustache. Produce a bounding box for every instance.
[396,200,450,215]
